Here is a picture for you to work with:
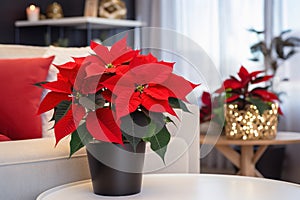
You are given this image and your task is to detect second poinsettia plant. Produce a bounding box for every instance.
[200,65,282,125]
[221,66,282,114]
[37,37,198,161]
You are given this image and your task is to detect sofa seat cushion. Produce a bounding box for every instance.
[0,137,86,166]
[0,56,54,140]
[0,134,11,141]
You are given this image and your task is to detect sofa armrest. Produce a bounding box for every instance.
[0,137,90,200]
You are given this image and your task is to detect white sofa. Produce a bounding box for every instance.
[0,44,200,200]
[0,137,90,200]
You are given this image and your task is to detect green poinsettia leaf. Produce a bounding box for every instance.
[145,120,158,138]
[225,91,234,99]
[122,132,142,152]
[164,116,175,125]
[69,123,93,157]
[225,88,232,93]
[54,100,71,122]
[34,81,49,88]
[146,111,165,127]
[143,125,171,163]
[79,96,97,110]
[121,111,150,151]
[212,106,224,126]
[168,97,190,113]
[247,97,270,115]
[79,95,105,111]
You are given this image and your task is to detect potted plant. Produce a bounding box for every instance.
[36,37,198,196]
[249,28,300,87]
[200,65,282,140]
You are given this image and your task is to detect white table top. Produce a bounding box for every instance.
[37,174,300,200]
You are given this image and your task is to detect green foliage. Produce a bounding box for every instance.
[169,97,190,113]
[69,124,93,157]
[164,116,175,126]
[143,124,171,163]
[121,111,148,151]
[121,110,171,163]
[247,97,271,115]
[54,100,71,122]
[212,105,225,126]
[33,81,49,88]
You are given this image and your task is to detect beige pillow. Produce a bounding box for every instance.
[43,45,92,81]
[0,44,47,58]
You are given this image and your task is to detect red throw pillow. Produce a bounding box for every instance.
[0,133,11,141]
[0,56,54,140]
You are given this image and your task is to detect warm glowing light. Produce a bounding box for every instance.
[225,103,278,140]
[26,4,40,21]
[29,5,36,11]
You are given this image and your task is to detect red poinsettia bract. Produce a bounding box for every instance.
[85,37,140,79]
[102,54,198,120]
[200,91,213,123]
[38,56,123,146]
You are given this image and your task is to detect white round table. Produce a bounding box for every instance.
[37,174,300,200]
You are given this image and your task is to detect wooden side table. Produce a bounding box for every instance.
[200,132,300,177]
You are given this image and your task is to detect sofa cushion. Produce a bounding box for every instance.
[0,44,91,138]
[0,44,47,59]
[0,56,54,140]
[0,134,11,141]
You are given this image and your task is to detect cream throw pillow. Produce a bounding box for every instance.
[0,44,47,58]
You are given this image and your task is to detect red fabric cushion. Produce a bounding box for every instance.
[0,56,54,140]
[0,134,11,141]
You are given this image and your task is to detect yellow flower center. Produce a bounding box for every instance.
[136,85,145,93]
[75,91,82,100]
[106,63,114,68]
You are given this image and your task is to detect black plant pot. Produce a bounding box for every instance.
[86,141,146,196]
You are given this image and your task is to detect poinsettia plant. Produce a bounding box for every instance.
[200,65,282,126]
[221,65,282,115]
[37,37,198,161]
[200,91,224,126]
